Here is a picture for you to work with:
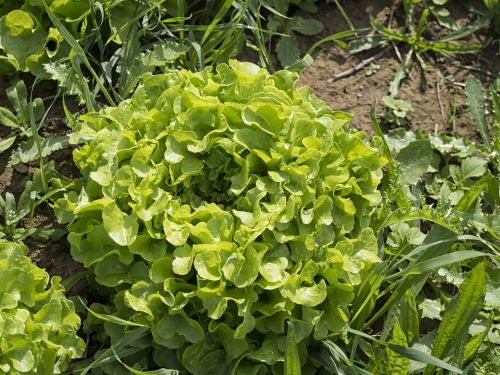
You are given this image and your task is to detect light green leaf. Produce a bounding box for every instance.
[282,276,327,307]
[461,156,488,179]
[156,313,204,344]
[129,235,166,263]
[172,245,194,276]
[222,247,260,287]
[102,203,139,246]
[11,349,35,372]
[0,136,16,153]
[419,298,443,320]
[194,250,222,281]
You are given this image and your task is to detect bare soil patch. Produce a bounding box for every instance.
[298,0,499,138]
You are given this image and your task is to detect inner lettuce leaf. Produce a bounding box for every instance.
[0,240,85,375]
[57,60,386,373]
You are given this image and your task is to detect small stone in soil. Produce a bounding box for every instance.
[14,164,28,174]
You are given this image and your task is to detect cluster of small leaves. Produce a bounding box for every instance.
[0,240,85,374]
[0,78,70,166]
[424,134,499,240]
[0,80,44,154]
[363,119,499,373]
[55,61,386,374]
[381,96,415,127]
[0,162,65,242]
[381,128,499,240]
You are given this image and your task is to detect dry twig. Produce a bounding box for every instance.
[436,70,447,126]
[452,63,496,78]
[328,49,389,82]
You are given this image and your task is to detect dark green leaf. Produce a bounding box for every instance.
[396,139,432,185]
[276,35,300,67]
[465,75,490,146]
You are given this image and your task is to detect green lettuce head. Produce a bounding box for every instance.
[0,240,85,374]
[56,60,386,373]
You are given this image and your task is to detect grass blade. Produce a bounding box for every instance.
[370,101,395,176]
[112,349,181,374]
[285,321,301,375]
[306,29,365,56]
[388,250,487,280]
[389,345,463,374]
[73,327,149,375]
[78,297,147,328]
[321,341,373,375]
[348,328,464,374]
[389,49,413,96]
[331,0,356,31]
[440,15,490,42]
[201,0,233,45]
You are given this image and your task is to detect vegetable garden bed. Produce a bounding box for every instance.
[0,0,498,374]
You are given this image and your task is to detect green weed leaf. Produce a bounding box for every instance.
[291,17,323,35]
[425,262,487,374]
[276,35,300,67]
[396,139,432,185]
[465,75,490,146]
[385,322,410,375]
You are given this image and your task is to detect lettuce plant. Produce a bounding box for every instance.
[0,240,85,374]
[0,1,66,74]
[56,60,386,373]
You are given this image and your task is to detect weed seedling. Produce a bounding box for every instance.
[382,96,415,127]
[0,162,64,242]
[0,80,44,153]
